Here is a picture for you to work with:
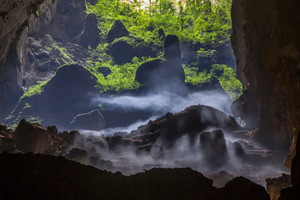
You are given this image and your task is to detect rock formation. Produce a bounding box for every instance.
[6,64,99,129]
[80,13,101,49]
[231,0,300,150]
[0,153,270,200]
[107,20,129,43]
[135,35,185,91]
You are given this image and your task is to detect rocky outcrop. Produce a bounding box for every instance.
[107,105,240,150]
[0,153,270,200]
[266,174,291,200]
[279,132,300,199]
[231,0,300,150]
[135,35,185,91]
[70,109,106,131]
[80,13,101,49]
[0,0,92,121]
[0,0,51,120]
[107,20,129,43]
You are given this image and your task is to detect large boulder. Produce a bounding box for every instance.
[200,129,228,167]
[80,13,101,49]
[107,20,129,43]
[110,39,136,64]
[13,120,52,153]
[8,64,99,130]
[70,109,106,131]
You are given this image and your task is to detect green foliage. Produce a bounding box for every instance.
[87,0,232,47]
[184,64,242,100]
[50,43,73,62]
[183,65,212,86]
[21,80,49,99]
[211,64,242,100]
[87,56,158,92]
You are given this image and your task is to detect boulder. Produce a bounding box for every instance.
[70,109,106,131]
[200,129,228,167]
[20,63,99,129]
[13,120,52,153]
[80,13,101,49]
[107,20,129,43]
[97,67,111,77]
[110,39,135,64]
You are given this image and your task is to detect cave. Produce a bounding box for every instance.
[0,0,299,199]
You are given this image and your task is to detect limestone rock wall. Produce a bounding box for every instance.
[231,0,300,150]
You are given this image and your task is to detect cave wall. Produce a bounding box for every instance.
[231,0,300,150]
[0,0,51,119]
[0,0,88,121]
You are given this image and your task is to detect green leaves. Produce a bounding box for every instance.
[87,0,232,46]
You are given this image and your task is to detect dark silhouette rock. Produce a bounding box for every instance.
[223,177,270,200]
[80,13,101,49]
[200,129,228,167]
[70,109,105,131]
[107,20,129,43]
[0,153,272,200]
[97,67,111,77]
